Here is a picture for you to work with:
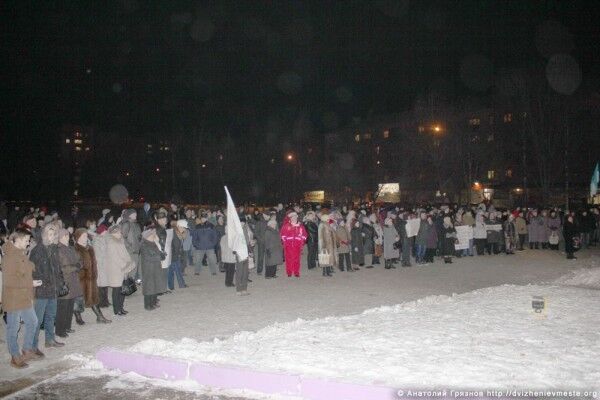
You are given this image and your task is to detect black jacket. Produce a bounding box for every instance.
[30,244,64,299]
[304,221,318,245]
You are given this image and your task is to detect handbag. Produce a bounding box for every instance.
[318,249,331,266]
[121,277,137,296]
[549,232,559,245]
[58,282,69,297]
[572,236,581,250]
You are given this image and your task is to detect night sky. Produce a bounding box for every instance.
[2,0,599,202]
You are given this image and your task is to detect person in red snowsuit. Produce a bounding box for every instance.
[280,211,307,277]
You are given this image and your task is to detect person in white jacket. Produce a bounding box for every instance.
[473,212,488,256]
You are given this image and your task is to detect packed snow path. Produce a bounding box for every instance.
[1,249,598,396]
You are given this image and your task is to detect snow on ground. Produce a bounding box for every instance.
[130,282,600,390]
[1,248,599,395]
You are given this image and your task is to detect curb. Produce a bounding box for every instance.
[96,348,397,399]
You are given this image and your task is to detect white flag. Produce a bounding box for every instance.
[225,186,248,261]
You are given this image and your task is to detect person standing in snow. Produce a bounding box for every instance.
[264,219,283,278]
[104,225,134,316]
[120,209,142,281]
[55,229,83,338]
[361,216,376,268]
[140,229,164,310]
[350,220,364,269]
[335,220,352,272]
[442,216,457,264]
[280,211,307,277]
[303,211,319,270]
[318,214,337,277]
[382,218,399,269]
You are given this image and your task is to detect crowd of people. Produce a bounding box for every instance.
[0,199,599,369]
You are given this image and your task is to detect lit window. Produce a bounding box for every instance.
[75,146,82,151]
[74,139,83,144]
[487,134,494,142]
[65,139,71,144]
[147,144,153,148]
[362,133,372,140]
[383,130,390,139]
[506,169,513,178]
[487,170,495,180]
[354,134,360,142]
[85,147,90,151]
[164,147,170,151]
[503,113,512,123]
[469,118,480,126]
[376,146,380,155]
[75,132,80,137]
[418,126,425,133]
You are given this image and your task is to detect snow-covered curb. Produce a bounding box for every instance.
[96,348,397,400]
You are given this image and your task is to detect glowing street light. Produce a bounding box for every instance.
[286,153,294,161]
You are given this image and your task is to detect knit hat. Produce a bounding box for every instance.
[102,208,111,216]
[123,209,137,220]
[287,211,298,218]
[176,219,188,229]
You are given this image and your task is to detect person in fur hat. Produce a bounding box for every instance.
[318,214,338,277]
[280,211,307,277]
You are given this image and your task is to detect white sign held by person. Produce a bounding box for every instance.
[455,225,473,250]
[485,224,503,232]
[406,218,420,238]
[225,186,248,262]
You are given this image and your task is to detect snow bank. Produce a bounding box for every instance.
[554,266,600,289]
[130,284,600,390]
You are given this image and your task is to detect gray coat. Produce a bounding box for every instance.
[361,223,375,255]
[57,243,83,299]
[528,215,547,243]
[121,220,142,255]
[264,227,283,266]
[140,240,165,296]
[383,225,400,260]
[415,221,429,246]
[335,226,350,254]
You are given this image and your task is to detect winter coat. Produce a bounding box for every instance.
[351,225,365,264]
[254,219,268,244]
[383,225,400,260]
[121,220,142,255]
[318,222,338,267]
[1,241,34,312]
[57,243,83,300]
[473,215,488,239]
[219,235,237,264]
[361,223,376,255]
[503,220,517,241]
[528,215,547,243]
[215,224,226,245]
[191,222,218,250]
[30,244,63,299]
[373,223,383,246]
[171,231,186,264]
[514,217,527,235]
[264,226,283,266]
[140,239,164,296]
[335,226,351,254]
[415,220,429,246]
[75,243,99,307]
[563,220,579,253]
[442,226,457,256]
[304,221,318,245]
[546,217,562,241]
[425,223,439,249]
[182,229,193,252]
[93,234,108,287]
[280,222,307,252]
[104,235,134,288]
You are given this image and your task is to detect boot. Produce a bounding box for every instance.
[92,305,112,323]
[322,267,327,276]
[74,311,85,326]
[22,349,45,361]
[385,260,391,269]
[326,266,333,277]
[99,287,111,308]
[10,355,29,369]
